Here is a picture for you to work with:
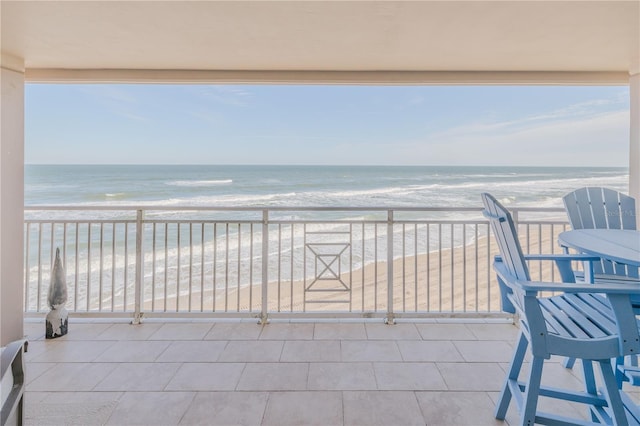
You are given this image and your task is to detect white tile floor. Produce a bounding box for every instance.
[21,318,635,425]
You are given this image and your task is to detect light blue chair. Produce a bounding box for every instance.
[562,187,639,370]
[483,193,640,425]
[563,187,638,281]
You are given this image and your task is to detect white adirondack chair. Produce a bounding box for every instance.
[483,193,640,425]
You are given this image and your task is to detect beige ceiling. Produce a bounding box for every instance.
[1,1,639,83]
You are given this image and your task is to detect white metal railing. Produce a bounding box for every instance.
[24,206,570,321]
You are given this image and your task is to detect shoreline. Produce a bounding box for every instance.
[26,223,564,315]
[144,223,562,315]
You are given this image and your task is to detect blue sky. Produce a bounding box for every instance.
[25,84,630,167]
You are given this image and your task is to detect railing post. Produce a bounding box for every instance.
[259,209,269,325]
[385,210,395,324]
[132,209,144,324]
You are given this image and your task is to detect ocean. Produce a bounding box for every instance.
[23,165,631,312]
[25,164,629,209]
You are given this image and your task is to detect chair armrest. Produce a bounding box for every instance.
[1,339,28,426]
[493,260,640,294]
[521,254,601,262]
[524,254,600,283]
[0,339,27,384]
[515,279,640,294]
[496,254,600,262]
[495,254,599,284]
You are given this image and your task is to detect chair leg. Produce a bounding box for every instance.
[615,356,626,388]
[521,356,544,426]
[598,359,629,426]
[581,359,597,395]
[496,331,528,420]
[563,356,576,369]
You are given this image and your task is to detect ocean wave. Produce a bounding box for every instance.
[499,196,516,205]
[25,166,629,212]
[165,179,233,187]
[480,174,627,190]
[51,173,628,209]
[188,192,300,205]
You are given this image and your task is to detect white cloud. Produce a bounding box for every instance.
[192,86,253,107]
[317,108,629,167]
[409,110,629,166]
[77,85,152,122]
[78,86,139,104]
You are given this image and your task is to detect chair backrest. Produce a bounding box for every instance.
[481,193,530,290]
[563,187,638,277]
[482,193,531,314]
[563,187,636,231]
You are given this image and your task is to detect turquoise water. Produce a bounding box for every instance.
[25,164,629,208]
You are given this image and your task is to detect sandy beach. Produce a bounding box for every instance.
[147,223,568,316]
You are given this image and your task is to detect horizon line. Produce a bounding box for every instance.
[24,163,629,169]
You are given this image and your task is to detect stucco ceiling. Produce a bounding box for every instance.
[1,1,639,82]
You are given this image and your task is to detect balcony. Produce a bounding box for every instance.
[18,205,622,425]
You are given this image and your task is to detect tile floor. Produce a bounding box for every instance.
[20,318,636,425]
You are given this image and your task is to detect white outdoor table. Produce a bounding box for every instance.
[558,229,640,268]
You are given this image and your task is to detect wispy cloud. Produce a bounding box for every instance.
[183,86,254,126]
[77,85,151,122]
[78,85,139,104]
[186,109,225,125]
[516,94,627,125]
[191,86,253,107]
[407,95,425,106]
[452,93,628,135]
[319,95,629,167]
[406,109,629,166]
